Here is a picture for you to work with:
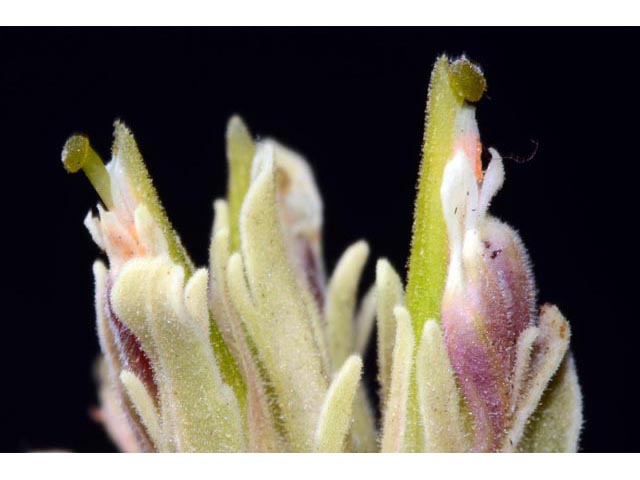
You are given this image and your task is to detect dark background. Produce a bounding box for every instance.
[1,28,637,452]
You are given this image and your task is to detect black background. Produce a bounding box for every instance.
[2,28,638,452]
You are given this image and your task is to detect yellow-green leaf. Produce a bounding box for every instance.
[381,306,414,452]
[226,116,256,252]
[517,355,582,452]
[416,320,469,452]
[325,240,369,372]
[375,259,404,404]
[228,145,328,451]
[315,355,363,452]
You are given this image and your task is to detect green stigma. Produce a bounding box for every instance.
[62,134,114,209]
[448,56,487,103]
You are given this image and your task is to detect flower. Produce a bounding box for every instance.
[62,54,582,453]
[376,56,582,452]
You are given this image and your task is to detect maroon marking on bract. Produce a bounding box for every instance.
[302,241,325,309]
[105,282,159,404]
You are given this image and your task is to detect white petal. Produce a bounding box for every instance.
[440,149,478,284]
[477,148,505,217]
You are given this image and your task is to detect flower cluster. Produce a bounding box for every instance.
[62,55,582,452]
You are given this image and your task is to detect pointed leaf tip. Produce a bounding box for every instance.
[226,115,256,252]
[315,355,363,452]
